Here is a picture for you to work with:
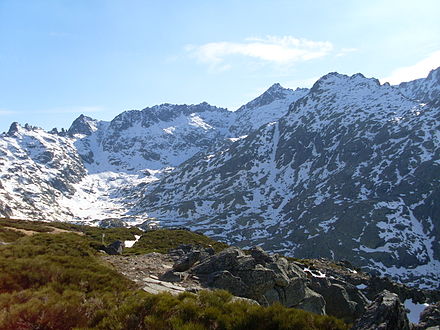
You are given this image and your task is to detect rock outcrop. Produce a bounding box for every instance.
[104,240,124,255]
[415,302,440,329]
[309,277,368,323]
[170,245,326,315]
[352,290,410,330]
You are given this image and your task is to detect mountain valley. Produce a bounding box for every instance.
[1,68,439,290]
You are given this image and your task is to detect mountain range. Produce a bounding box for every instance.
[0,67,439,290]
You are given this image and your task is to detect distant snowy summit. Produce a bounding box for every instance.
[231,83,308,136]
[1,67,440,290]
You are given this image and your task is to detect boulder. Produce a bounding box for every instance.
[159,270,187,282]
[352,290,410,330]
[192,247,245,274]
[310,277,368,322]
[249,246,274,264]
[188,246,326,315]
[173,250,202,272]
[417,302,440,329]
[295,287,326,316]
[104,240,124,255]
[210,270,249,298]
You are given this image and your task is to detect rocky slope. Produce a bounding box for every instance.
[0,68,439,291]
[0,123,86,220]
[0,84,299,223]
[134,70,440,289]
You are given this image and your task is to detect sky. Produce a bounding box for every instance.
[1,0,440,133]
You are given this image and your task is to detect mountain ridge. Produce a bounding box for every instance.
[1,68,439,289]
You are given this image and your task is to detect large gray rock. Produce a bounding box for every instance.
[192,247,245,274]
[295,287,326,316]
[189,246,325,314]
[417,302,440,329]
[104,240,124,255]
[352,290,410,330]
[310,277,368,322]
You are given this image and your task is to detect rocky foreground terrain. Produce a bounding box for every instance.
[1,219,439,329]
[102,237,440,329]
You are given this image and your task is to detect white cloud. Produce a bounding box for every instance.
[381,50,440,84]
[186,36,333,71]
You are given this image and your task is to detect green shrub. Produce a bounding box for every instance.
[93,290,348,330]
[0,233,135,294]
[0,227,25,242]
[79,226,144,244]
[0,218,54,233]
[0,221,348,329]
[127,229,228,254]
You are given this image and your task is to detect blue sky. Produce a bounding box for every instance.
[1,0,439,133]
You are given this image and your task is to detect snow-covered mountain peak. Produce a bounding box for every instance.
[1,68,440,289]
[68,114,100,136]
[231,83,309,136]
[265,82,285,93]
[310,72,382,95]
[108,102,231,132]
[237,83,307,113]
[6,122,22,136]
[5,122,45,137]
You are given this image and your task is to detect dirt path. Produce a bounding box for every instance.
[2,225,84,236]
[101,253,203,295]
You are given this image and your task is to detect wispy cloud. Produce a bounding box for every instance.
[381,50,440,84]
[0,109,16,115]
[186,36,334,71]
[336,47,358,57]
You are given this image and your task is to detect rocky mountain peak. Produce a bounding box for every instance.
[231,83,309,136]
[426,66,440,82]
[266,82,283,92]
[68,114,99,136]
[398,65,440,103]
[7,122,21,136]
[310,72,381,95]
[6,122,41,136]
[1,68,439,291]
[237,83,299,112]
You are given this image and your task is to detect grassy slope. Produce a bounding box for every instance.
[0,219,348,329]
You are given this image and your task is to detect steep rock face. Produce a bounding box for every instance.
[230,83,308,136]
[135,72,440,289]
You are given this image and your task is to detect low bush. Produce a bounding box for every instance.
[127,229,228,255]
[0,221,348,329]
[0,218,54,233]
[93,290,348,330]
[0,227,25,242]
